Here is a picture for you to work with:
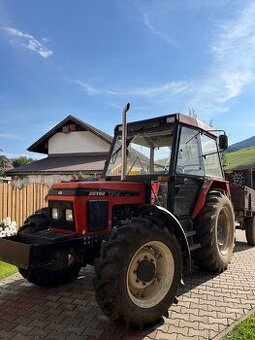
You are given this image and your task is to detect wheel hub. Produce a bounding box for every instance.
[136,260,156,283]
[126,240,175,309]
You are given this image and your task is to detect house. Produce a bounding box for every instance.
[7,115,112,186]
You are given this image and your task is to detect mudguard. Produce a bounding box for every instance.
[141,204,191,270]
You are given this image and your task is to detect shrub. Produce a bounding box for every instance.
[0,217,17,237]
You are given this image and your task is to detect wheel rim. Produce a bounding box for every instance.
[217,206,233,254]
[126,241,175,309]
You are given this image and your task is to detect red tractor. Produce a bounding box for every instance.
[0,104,235,327]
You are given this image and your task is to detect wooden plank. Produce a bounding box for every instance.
[23,184,27,222]
[20,187,23,226]
[7,183,12,218]
[27,184,31,217]
[11,184,15,222]
[16,188,19,227]
[3,183,7,220]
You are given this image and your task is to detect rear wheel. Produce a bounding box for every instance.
[245,216,255,246]
[94,217,182,327]
[194,192,235,272]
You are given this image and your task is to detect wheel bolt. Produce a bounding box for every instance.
[143,282,146,286]
[136,279,139,283]
[133,270,137,274]
[144,255,147,259]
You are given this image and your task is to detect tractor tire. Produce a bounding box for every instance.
[19,254,81,287]
[193,191,235,272]
[18,208,81,287]
[245,216,255,246]
[19,207,50,236]
[94,217,182,328]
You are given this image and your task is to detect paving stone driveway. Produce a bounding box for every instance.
[0,229,255,340]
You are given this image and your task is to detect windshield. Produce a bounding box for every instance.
[106,129,174,176]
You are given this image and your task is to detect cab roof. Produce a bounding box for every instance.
[115,113,216,137]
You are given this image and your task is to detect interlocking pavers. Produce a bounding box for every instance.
[0,229,254,339]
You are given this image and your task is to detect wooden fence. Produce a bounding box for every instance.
[0,182,48,227]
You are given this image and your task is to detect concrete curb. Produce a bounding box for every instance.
[213,307,255,340]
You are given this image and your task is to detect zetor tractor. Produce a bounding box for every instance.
[0,104,235,327]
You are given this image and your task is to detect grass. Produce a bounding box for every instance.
[225,146,255,170]
[0,260,17,281]
[223,313,255,339]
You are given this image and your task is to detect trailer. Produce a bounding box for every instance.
[225,167,255,245]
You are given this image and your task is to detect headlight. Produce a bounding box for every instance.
[52,208,59,220]
[65,209,73,222]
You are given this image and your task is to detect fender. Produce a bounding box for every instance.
[191,179,231,220]
[140,204,191,269]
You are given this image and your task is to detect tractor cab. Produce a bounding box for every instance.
[104,112,228,219]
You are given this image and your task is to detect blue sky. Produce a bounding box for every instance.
[0,0,255,159]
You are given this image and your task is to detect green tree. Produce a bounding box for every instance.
[0,149,8,177]
[12,156,34,168]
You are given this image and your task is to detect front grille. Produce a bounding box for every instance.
[88,200,108,231]
[48,201,75,231]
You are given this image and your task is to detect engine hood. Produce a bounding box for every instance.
[48,181,145,197]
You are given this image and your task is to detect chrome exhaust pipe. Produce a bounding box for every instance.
[121,103,130,181]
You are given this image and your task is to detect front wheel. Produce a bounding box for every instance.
[245,216,255,246]
[19,251,81,287]
[94,217,182,327]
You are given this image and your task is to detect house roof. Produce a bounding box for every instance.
[28,115,112,154]
[7,153,107,176]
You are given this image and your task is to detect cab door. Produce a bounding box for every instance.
[171,126,205,218]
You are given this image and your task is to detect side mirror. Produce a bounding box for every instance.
[219,134,228,150]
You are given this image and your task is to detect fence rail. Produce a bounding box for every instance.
[0,182,48,228]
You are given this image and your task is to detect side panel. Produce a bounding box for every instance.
[231,185,255,214]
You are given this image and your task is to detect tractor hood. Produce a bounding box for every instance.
[48,181,146,198]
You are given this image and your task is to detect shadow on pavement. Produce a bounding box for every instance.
[234,240,252,253]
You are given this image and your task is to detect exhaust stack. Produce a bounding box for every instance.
[121,103,130,181]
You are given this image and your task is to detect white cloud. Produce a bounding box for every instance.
[1,27,53,59]
[73,80,102,95]
[0,133,23,140]
[188,1,255,116]
[142,12,175,45]
[75,79,191,100]
[76,2,255,119]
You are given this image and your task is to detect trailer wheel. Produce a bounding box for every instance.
[94,217,182,327]
[19,252,81,287]
[245,216,255,246]
[194,192,235,272]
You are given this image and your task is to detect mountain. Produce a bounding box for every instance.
[228,136,255,152]
[224,146,255,170]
